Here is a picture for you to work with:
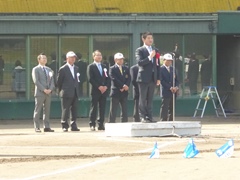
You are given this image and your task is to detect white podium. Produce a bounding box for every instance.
[105,121,201,137]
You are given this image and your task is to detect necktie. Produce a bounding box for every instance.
[43,67,49,88]
[71,66,75,79]
[119,66,123,75]
[148,46,152,52]
[167,66,170,72]
[98,64,102,76]
[148,46,153,63]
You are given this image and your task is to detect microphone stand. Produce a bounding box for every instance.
[159,50,181,138]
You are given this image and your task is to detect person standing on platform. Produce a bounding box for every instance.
[87,50,110,131]
[109,53,131,123]
[160,53,179,121]
[130,64,140,122]
[32,53,55,132]
[57,51,80,132]
[135,31,161,123]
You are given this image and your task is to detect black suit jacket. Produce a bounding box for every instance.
[75,60,87,83]
[109,64,131,98]
[201,59,212,83]
[135,46,160,83]
[57,64,79,98]
[87,62,110,97]
[160,65,179,98]
[188,59,199,81]
[130,64,139,99]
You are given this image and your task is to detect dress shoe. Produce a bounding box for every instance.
[62,128,68,132]
[35,128,41,133]
[71,128,80,131]
[141,118,151,123]
[90,126,95,131]
[146,116,157,123]
[98,125,105,131]
[44,128,54,132]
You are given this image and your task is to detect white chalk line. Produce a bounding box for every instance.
[21,156,120,180]
[0,146,106,149]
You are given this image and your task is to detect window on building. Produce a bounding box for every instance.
[0,36,26,100]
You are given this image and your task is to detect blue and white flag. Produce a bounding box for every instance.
[149,142,160,159]
[183,139,199,158]
[215,139,234,158]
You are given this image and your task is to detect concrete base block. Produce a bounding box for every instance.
[105,121,201,137]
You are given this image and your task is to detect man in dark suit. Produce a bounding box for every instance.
[109,53,131,123]
[135,31,160,123]
[160,53,179,121]
[187,53,199,96]
[87,50,110,131]
[57,51,80,132]
[201,54,212,88]
[75,52,87,97]
[130,64,140,122]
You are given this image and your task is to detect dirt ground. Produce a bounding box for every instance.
[0,116,240,180]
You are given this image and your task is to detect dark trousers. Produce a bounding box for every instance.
[61,95,78,129]
[78,82,84,97]
[133,98,140,122]
[89,94,106,127]
[189,80,198,95]
[160,96,174,121]
[109,96,128,123]
[138,81,155,119]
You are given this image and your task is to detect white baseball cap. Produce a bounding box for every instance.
[163,53,173,60]
[114,52,125,59]
[66,51,77,58]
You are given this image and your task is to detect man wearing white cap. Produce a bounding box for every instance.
[57,51,80,132]
[160,53,179,121]
[108,52,131,123]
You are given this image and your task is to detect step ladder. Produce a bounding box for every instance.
[193,86,227,118]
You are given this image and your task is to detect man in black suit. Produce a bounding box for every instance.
[130,64,140,122]
[187,53,199,96]
[135,31,160,123]
[109,53,131,123]
[201,54,212,88]
[57,51,80,132]
[75,53,87,97]
[160,53,179,121]
[87,50,110,131]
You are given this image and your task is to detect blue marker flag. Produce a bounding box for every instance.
[149,142,160,159]
[215,139,234,158]
[183,139,199,158]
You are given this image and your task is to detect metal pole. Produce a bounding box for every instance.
[173,54,175,122]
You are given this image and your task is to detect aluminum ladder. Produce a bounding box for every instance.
[193,86,227,118]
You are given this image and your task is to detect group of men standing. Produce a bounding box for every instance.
[31,31,179,132]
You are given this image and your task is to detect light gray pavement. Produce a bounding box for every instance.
[0,116,240,179]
